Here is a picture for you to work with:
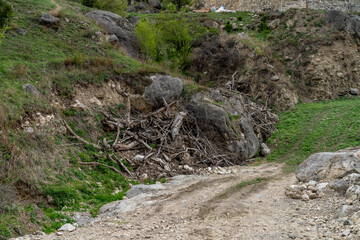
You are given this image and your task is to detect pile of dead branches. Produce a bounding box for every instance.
[62,93,239,179]
[62,84,277,179]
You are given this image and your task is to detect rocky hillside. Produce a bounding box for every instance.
[0,0,360,238]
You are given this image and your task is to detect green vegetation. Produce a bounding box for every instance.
[0,198,21,239]
[81,0,127,15]
[135,19,161,60]
[163,0,191,10]
[257,14,270,34]
[182,83,203,99]
[0,0,13,29]
[0,0,149,237]
[236,177,266,189]
[267,97,360,172]
[0,0,13,43]
[135,15,206,70]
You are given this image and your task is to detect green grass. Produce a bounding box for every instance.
[0,0,148,237]
[131,11,255,27]
[236,177,265,189]
[0,0,145,118]
[267,97,360,172]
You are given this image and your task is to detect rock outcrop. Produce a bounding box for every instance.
[187,91,260,159]
[324,10,360,39]
[39,13,60,26]
[85,10,141,58]
[295,147,360,182]
[23,83,41,97]
[144,75,184,106]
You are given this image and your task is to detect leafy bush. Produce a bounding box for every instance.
[161,18,194,70]
[135,19,160,60]
[81,0,127,14]
[0,0,13,29]
[166,2,177,12]
[94,0,127,13]
[135,17,200,70]
[258,14,270,34]
[224,21,232,33]
[0,0,13,43]
[163,0,191,10]
[81,0,96,7]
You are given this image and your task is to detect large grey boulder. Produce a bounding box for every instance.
[144,75,183,106]
[324,10,360,39]
[85,10,141,57]
[187,91,259,159]
[40,13,60,26]
[295,148,360,182]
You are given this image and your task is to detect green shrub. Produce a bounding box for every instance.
[161,18,193,69]
[258,14,270,34]
[81,0,96,7]
[94,0,127,14]
[135,17,196,70]
[81,0,127,14]
[72,52,84,67]
[0,0,13,43]
[224,21,232,33]
[0,0,13,29]
[163,0,191,10]
[135,19,161,60]
[165,2,177,12]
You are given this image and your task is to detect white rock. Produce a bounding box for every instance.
[260,143,271,156]
[307,180,317,186]
[317,182,329,191]
[89,97,102,106]
[301,194,310,201]
[350,88,359,95]
[133,155,145,162]
[184,165,194,172]
[25,127,34,133]
[71,100,86,111]
[341,229,350,237]
[271,75,280,81]
[58,223,76,232]
[346,185,360,200]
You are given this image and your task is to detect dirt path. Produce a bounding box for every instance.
[50,0,62,16]
[30,163,337,240]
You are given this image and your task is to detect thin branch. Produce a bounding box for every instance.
[79,161,124,175]
[111,154,133,177]
[62,119,102,150]
[112,123,121,148]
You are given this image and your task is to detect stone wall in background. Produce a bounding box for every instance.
[200,0,360,12]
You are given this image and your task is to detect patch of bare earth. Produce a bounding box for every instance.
[20,163,343,240]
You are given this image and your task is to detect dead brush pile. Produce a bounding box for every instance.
[62,85,278,179]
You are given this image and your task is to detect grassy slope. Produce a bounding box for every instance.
[0,0,149,238]
[267,97,360,172]
[0,0,144,119]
